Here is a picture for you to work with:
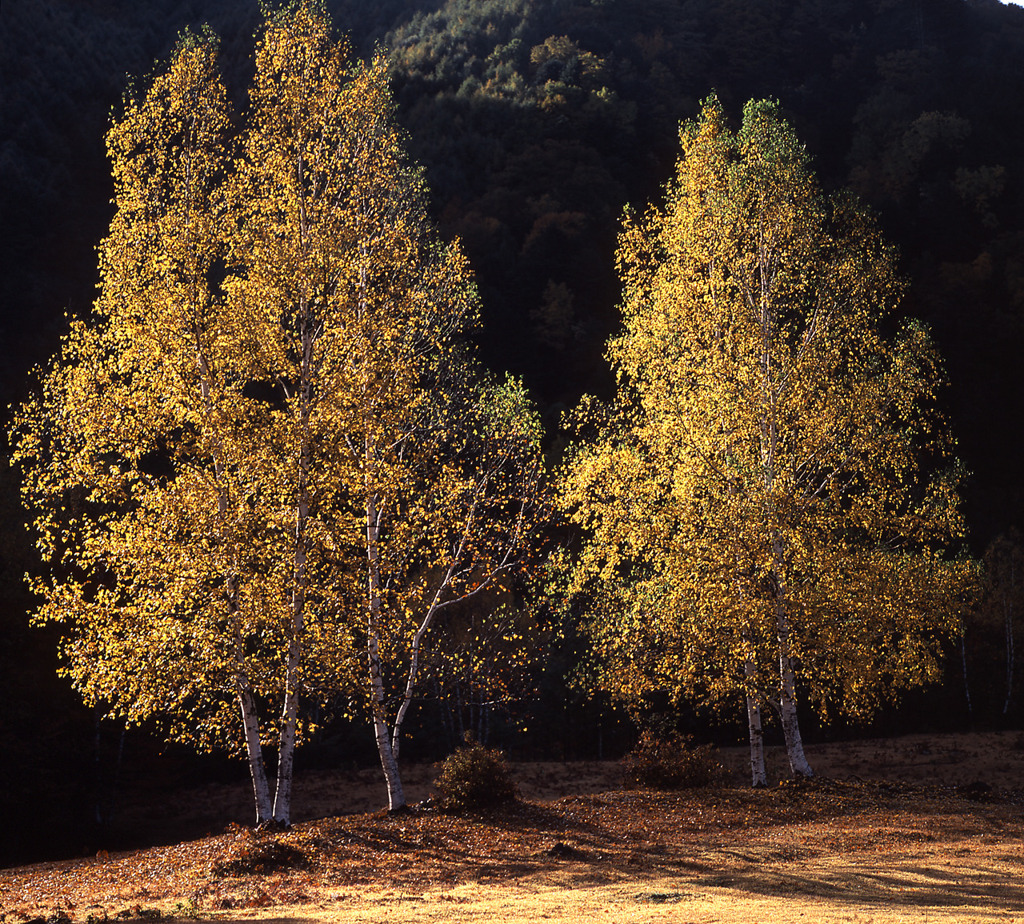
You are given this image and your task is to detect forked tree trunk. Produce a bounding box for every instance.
[390,551,470,763]
[368,643,406,809]
[373,707,406,811]
[231,576,274,824]
[273,439,309,826]
[197,308,277,823]
[197,328,280,824]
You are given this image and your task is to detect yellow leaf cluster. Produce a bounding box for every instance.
[559,95,977,725]
[10,3,546,775]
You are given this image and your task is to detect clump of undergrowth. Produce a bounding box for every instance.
[621,729,726,790]
[210,830,309,877]
[433,732,518,811]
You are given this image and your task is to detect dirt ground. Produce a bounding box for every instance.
[2,730,1024,924]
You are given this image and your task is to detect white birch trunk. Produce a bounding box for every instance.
[354,201,408,809]
[390,543,471,762]
[778,651,813,777]
[368,642,406,809]
[772,534,813,778]
[195,298,278,823]
[745,695,767,787]
[366,489,407,811]
[227,570,274,824]
[238,684,274,823]
[768,522,813,778]
[273,445,308,825]
[373,705,406,811]
[273,291,313,826]
[273,628,302,824]
[391,613,432,763]
[744,655,768,786]
[756,284,814,778]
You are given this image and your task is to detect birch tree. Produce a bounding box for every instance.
[13,2,544,823]
[6,32,332,825]
[558,96,974,784]
[227,8,545,811]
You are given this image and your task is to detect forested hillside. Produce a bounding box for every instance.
[3,0,1024,864]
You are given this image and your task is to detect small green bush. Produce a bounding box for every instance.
[434,732,518,811]
[621,729,726,790]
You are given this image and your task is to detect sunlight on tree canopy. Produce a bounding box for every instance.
[557,94,977,785]
[11,1,546,825]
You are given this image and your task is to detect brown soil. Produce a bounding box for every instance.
[2,731,1023,924]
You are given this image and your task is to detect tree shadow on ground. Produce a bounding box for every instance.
[694,854,1024,916]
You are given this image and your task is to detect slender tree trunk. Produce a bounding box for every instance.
[745,696,768,787]
[273,466,308,825]
[777,647,813,777]
[391,520,482,760]
[273,630,302,824]
[744,673,768,787]
[391,607,437,761]
[355,211,407,809]
[741,618,767,786]
[196,333,277,823]
[273,586,305,823]
[770,532,813,778]
[961,619,973,718]
[755,254,813,778]
[238,683,274,823]
[369,660,406,809]
[372,705,405,810]
[366,488,406,811]
[770,527,810,779]
[274,300,313,825]
[230,575,274,824]
[1004,594,1015,716]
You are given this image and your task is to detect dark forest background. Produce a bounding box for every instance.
[3,0,1024,865]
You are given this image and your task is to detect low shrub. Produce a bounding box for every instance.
[210,831,309,877]
[433,732,518,811]
[621,729,726,790]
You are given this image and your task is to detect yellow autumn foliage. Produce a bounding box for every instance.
[559,96,976,740]
[11,3,545,822]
